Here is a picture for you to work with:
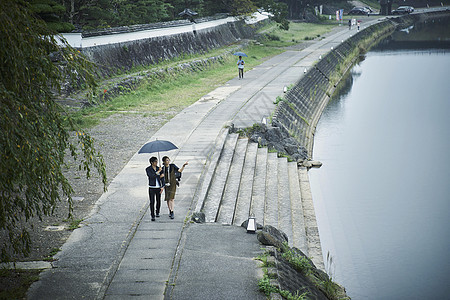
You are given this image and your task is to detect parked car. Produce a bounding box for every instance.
[348,7,369,15]
[392,6,414,14]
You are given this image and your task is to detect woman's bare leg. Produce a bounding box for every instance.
[168,199,174,212]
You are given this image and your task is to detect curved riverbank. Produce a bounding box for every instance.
[308,22,450,299]
[273,10,450,157]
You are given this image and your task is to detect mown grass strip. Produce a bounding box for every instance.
[258,22,336,47]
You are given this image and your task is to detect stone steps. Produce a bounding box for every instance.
[249,147,268,225]
[277,157,293,246]
[216,138,248,225]
[264,152,279,227]
[233,142,258,226]
[298,167,324,269]
[196,131,322,265]
[202,133,239,222]
[288,162,307,253]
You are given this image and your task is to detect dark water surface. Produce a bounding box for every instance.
[309,37,450,298]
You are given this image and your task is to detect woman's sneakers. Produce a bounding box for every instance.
[169,211,174,219]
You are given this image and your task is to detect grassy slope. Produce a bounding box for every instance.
[71,22,337,129]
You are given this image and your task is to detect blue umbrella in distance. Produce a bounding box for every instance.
[233,52,248,57]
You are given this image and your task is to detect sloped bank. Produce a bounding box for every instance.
[64,53,240,109]
[272,10,450,159]
[272,19,396,158]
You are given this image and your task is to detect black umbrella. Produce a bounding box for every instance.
[178,8,198,18]
[139,140,178,161]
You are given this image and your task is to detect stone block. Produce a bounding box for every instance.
[257,225,288,249]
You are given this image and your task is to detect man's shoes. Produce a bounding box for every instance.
[170,211,174,219]
[156,213,160,218]
[151,217,156,221]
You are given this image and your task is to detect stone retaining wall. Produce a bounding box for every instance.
[82,14,229,37]
[272,10,450,159]
[272,20,396,159]
[81,19,264,76]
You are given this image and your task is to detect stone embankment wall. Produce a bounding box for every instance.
[272,20,396,158]
[82,14,229,37]
[272,10,449,159]
[81,19,262,76]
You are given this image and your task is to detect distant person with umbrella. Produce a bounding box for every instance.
[237,56,245,79]
[234,52,247,79]
[179,8,198,35]
[162,156,188,219]
[146,157,165,221]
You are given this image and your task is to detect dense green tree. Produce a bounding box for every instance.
[26,0,75,32]
[26,0,292,30]
[75,0,116,29]
[0,0,106,261]
[219,0,257,16]
[113,0,172,26]
[257,0,289,29]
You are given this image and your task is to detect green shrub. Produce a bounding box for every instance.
[258,276,277,296]
[281,249,313,275]
[266,33,281,41]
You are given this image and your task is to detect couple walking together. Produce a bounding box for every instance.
[146,156,188,221]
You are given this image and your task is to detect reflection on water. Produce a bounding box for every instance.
[378,15,450,50]
[309,42,450,298]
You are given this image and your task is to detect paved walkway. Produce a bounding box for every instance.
[28,17,384,300]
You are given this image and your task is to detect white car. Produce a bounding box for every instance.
[392,6,414,14]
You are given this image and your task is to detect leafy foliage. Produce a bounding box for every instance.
[0,0,106,261]
[258,275,278,296]
[24,0,290,31]
[258,0,290,30]
[281,248,313,275]
[113,0,173,26]
[27,0,75,32]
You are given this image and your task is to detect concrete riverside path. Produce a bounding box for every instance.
[28,17,385,300]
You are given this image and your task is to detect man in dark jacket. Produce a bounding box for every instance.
[146,157,165,221]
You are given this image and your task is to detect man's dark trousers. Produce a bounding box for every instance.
[149,187,161,218]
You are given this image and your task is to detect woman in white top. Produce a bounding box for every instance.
[237,56,245,79]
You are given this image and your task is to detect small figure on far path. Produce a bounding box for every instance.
[162,156,188,219]
[237,56,245,79]
[357,21,361,31]
[348,19,352,30]
[146,157,165,221]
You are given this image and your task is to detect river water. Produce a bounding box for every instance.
[308,21,450,299]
